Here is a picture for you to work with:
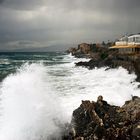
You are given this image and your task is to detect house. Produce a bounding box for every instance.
[110,34,140,55]
[78,43,91,54]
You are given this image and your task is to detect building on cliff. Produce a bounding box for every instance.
[78,43,91,54]
[110,34,140,56]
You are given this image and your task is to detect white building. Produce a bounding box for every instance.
[128,34,140,45]
[110,34,140,55]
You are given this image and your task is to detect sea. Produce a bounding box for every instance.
[0,52,139,140]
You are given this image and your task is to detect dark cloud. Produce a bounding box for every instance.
[0,0,4,4]
[1,0,46,10]
[0,0,140,51]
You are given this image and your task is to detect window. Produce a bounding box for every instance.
[128,37,133,42]
[135,37,140,43]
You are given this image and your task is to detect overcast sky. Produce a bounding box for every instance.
[0,0,140,51]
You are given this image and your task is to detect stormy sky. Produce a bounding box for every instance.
[0,0,140,51]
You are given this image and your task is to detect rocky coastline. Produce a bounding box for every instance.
[67,43,140,83]
[62,44,140,140]
[62,96,140,140]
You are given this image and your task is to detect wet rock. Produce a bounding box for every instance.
[132,125,140,139]
[63,96,140,140]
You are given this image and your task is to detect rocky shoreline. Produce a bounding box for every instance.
[75,55,140,83]
[62,96,140,140]
[62,45,140,140]
[67,44,140,83]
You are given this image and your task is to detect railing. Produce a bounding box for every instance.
[115,41,128,46]
[128,42,140,45]
[116,41,140,46]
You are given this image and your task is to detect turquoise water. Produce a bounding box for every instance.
[0,52,67,80]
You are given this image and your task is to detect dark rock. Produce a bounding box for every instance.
[63,96,140,140]
[132,125,140,139]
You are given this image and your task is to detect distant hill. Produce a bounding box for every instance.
[0,44,76,52]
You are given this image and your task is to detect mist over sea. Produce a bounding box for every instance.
[0,52,139,140]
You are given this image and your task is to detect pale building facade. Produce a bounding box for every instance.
[110,34,140,55]
[78,43,91,54]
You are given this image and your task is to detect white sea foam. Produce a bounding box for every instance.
[47,54,140,121]
[0,55,139,140]
[60,67,140,120]
[0,63,65,140]
[0,59,10,65]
